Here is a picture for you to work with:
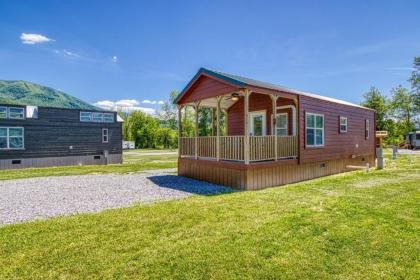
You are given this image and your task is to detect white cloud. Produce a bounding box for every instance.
[115,99,139,107]
[20,33,53,44]
[142,99,157,105]
[94,99,156,115]
[112,56,118,63]
[94,100,115,110]
[54,49,79,58]
[158,100,165,105]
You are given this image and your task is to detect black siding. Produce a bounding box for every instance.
[0,106,122,160]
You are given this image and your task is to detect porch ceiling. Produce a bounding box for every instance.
[197,96,238,110]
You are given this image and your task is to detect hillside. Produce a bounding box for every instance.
[0,80,98,110]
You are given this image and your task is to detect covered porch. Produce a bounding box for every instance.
[175,69,299,164]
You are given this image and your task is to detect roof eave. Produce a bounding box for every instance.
[173,68,245,104]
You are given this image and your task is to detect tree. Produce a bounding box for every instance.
[156,127,177,149]
[389,86,416,138]
[198,108,211,136]
[119,112,130,141]
[390,86,415,124]
[177,105,194,137]
[126,111,160,148]
[409,56,420,123]
[157,90,178,130]
[361,87,388,130]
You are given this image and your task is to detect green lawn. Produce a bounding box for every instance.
[0,153,419,279]
[0,150,177,181]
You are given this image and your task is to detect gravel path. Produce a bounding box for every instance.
[0,169,232,226]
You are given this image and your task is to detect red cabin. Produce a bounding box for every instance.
[174,68,376,190]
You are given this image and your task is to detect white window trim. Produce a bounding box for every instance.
[0,106,7,119]
[103,113,115,123]
[0,127,25,150]
[80,111,114,123]
[276,113,288,136]
[8,107,25,120]
[249,110,266,136]
[276,105,296,136]
[305,112,325,148]
[102,128,109,143]
[80,112,92,122]
[340,116,348,133]
[365,119,370,139]
[92,112,104,122]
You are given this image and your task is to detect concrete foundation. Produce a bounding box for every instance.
[0,153,122,170]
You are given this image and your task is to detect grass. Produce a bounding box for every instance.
[0,151,177,181]
[124,148,177,154]
[0,153,419,279]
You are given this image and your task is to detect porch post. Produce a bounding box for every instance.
[194,101,200,159]
[177,105,183,157]
[211,108,215,136]
[216,96,222,161]
[271,95,278,161]
[244,89,250,164]
[224,109,228,135]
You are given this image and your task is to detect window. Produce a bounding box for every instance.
[249,111,266,136]
[92,113,104,122]
[102,128,109,143]
[365,119,370,139]
[0,127,24,149]
[276,113,288,136]
[103,113,114,123]
[340,116,348,133]
[80,112,92,122]
[306,113,324,147]
[80,112,114,123]
[0,128,7,149]
[0,107,6,118]
[8,107,24,119]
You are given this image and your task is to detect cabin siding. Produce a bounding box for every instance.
[227,94,296,136]
[0,107,122,161]
[178,75,237,104]
[227,93,273,135]
[299,95,375,163]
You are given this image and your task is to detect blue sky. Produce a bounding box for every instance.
[0,0,419,113]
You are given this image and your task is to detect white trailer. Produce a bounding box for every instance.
[406,131,420,150]
[122,141,136,149]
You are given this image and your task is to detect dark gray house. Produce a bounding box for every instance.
[0,104,123,169]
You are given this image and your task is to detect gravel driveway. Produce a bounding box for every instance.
[0,169,232,226]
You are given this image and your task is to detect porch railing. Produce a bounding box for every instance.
[180,135,297,162]
[220,136,244,161]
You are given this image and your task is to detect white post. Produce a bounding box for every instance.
[244,90,250,164]
[271,95,278,161]
[224,109,228,136]
[194,101,200,159]
[216,96,221,161]
[177,105,183,157]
